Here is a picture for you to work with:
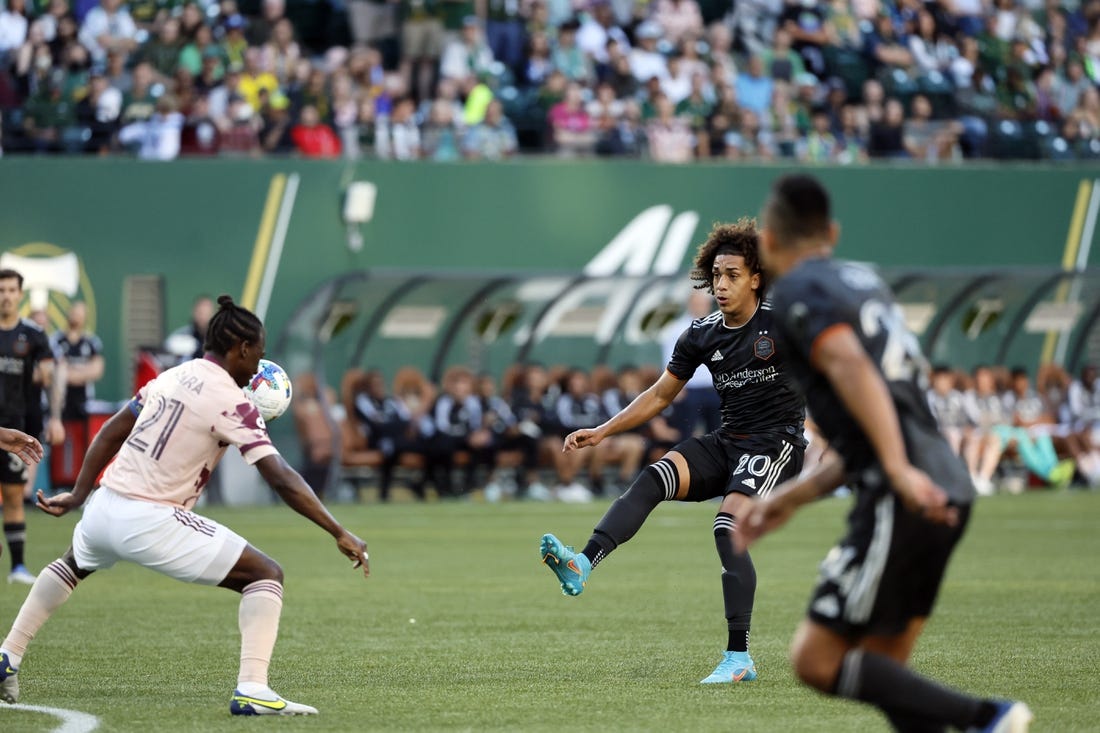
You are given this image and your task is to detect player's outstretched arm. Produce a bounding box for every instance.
[811,324,957,526]
[255,454,370,578]
[735,450,846,553]
[38,404,138,517]
[0,427,43,466]
[564,370,687,452]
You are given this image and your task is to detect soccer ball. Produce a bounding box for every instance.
[245,359,293,422]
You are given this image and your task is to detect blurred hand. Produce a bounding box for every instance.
[563,428,602,452]
[36,490,86,517]
[337,531,370,579]
[889,464,958,527]
[734,495,798,553]
[0,427,43,465]
[46,417,65,446]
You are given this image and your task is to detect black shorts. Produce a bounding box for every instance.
[807,490,971,638]
[672,431,804,502]
[0,450,28,485]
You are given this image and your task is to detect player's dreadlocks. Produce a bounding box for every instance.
[204,295,264,355]
[689,218,765,297]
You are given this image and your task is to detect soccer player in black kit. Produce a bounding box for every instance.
[0,269,65,585]
[737,175,1031,732]
[539,220,806,684]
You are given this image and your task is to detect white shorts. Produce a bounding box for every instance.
[72,487,248,585]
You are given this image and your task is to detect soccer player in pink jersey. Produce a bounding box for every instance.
[0,295,369,716]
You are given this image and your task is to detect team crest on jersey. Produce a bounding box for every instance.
[12,335,28,357]
[753,334,775,361]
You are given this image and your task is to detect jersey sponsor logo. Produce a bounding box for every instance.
[753,334,775,361]
[741,477,756,489]
[0,356,23,376]
[713,366,779,390]
[710,349,723,362]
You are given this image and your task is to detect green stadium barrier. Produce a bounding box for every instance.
[1,158,1097,401]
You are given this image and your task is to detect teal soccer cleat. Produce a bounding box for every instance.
[0,651,19,704]
[700,651,757,684]
[230,687,318,716]
[540,534,591,596]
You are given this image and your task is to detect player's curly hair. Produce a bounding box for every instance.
[204,294,264,355]
[689,218,765,296]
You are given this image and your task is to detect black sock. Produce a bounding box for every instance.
[581,460,674,568]
[581,538,608,568]
[714,513,754,652]
[4,522,26,569]
[835,649,995,729]
[882,707,947,733]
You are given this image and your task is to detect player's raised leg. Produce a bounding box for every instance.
[222,545,318,716]
[0,548,90,703]
[540,451,690,596]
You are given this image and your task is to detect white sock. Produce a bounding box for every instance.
[236,681,275,697]
[3,559,79,666]
[237,579,283,688]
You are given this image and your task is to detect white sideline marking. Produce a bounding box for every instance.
[3,704,100,733]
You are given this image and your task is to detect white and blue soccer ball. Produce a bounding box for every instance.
[245,359,293,422]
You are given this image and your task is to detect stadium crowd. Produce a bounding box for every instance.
[298,360,1100,502]
[1,0,1100,159]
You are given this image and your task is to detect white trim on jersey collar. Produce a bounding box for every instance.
[720,300,761,331]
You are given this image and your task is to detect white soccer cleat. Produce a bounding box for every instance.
[229,687,318,716]
[0,651,19,704]
[7,565,35,585]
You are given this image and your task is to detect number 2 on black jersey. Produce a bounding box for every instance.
[858,299,928,385]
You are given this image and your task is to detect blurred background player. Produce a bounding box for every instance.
[0,295,369,714]
[540,220,806,684]
[0,269,65,585]
[741,173,1031,733]
[49,301,104,491]
[164,294,214,364]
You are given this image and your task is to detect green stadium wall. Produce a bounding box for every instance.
[0,158,1096,402]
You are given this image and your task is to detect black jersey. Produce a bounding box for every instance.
[432,394,482,438]
[769,257,974,504]
[666,302,805,440]
[50,331,103,419]
[555,392,604,431]
[0,319,53,429]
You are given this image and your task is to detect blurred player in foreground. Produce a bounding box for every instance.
[737,174,1031,733]
[540,220,806,684]
[0,295,369,716]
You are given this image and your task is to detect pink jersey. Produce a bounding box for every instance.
[101,357,278,509]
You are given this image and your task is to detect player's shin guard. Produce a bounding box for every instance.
[583,458,679,567]
[714,512,755,652]
[2,559,80,663]
[834,649,996,730]
[238,580,284,688]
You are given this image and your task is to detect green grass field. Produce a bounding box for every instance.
[0,491,1097,732]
